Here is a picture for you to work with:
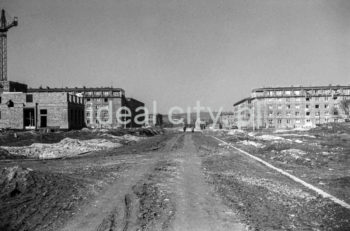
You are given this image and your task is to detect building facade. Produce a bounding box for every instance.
[234,85,350,130]
[29,87,145,128]
[0,85,84,130]
[219,112,235,129]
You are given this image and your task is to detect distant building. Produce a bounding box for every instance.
[147,113,163,126]
[0,83,84,130]
[233,85,350,129]
[219,112,235,129]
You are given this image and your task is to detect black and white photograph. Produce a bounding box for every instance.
[0,0,350,230]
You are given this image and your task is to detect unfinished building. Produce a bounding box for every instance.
[29,87,145,128]
[0,83,84,130]
[233,85,350,129]
[0,9,145,130]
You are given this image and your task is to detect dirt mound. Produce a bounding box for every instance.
[3,138,123,159]
[0,166,87,231]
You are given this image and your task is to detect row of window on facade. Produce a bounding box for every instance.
[83,91,121,97]
[268,103,337,110]
[268,118,340,125]
[265,95,348,102]
[268,110,339,117]
[264,88,350,97]
[69,95,83,104]
[86,98,109,103]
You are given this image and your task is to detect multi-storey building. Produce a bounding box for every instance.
[29,87,145,128]
[233,85,350,129]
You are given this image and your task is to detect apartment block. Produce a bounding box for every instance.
[233,85,350,129]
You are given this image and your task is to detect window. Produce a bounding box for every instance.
[306,97,310,101]
[278,119,282,124]
[306,112,310,116]
[306,104,309,109]
[333,96,338,100]
[286,119,290,124]
[0,111,1,119]
[104,98,108,102]
[316,112,320,116]
[295,112,300,116]
[287,104,291,109]
[295,105,300,109]
[87,119,90,124]
[324,97,329,101]
[40,109,47,114]
[26,94,33,103]
[315,104,319,109]
[0,97,1,104]
[86,98,91,102]
[277,105,282,110]
[6,100,14,107]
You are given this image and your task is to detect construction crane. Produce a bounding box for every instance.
[0,9,18,81]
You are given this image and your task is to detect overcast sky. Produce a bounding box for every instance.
[2,0,350,113]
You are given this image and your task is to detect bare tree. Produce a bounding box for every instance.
[339,99,350,119]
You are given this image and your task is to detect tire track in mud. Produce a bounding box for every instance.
[60,133,183,231]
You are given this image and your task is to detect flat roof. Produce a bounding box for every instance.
[252,85,350,92]
[28,87,125,93]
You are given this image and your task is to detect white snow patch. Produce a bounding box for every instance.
[238,140,265,148]
[3,138,123,159]
[255,135,285,141]
[227,129,245,135]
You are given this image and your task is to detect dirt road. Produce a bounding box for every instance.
[59,133,244,231]
[167,134,244,231]
[2,131,349,230]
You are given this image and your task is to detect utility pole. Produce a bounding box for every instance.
[0,9,18,81]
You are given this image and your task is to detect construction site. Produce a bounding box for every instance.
[1,2,350,231]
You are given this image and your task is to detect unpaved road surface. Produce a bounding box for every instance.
[1,131,350,230]
[168,134,244,231]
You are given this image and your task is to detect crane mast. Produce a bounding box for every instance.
[0,9,18,81]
